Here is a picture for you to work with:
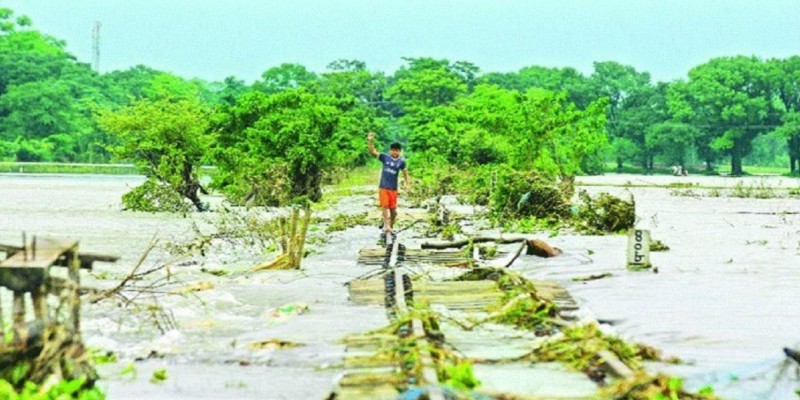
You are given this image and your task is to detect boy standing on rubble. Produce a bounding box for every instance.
[367,131,410,244]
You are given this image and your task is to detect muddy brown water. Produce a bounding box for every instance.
[1,173,799,399]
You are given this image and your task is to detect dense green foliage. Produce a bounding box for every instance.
[210,86,382,206]
[2,6,800,209]
[96,98,212,211]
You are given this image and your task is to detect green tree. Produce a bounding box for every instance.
[645,122,698,169]
[100,65,163,104]
[773,112,800,173]
[97,98,211,211]
[316,59,388,104]
[0,79,88,144]
[212,88,373,205]
[666,80,720,170]
[253,63,317,94]
[513,89,608,176]
[0,30,70,95]
[387,62,466,114]
[670,56,771,175]
[199,76,249,106]
[590,61,656,169]
[482,65,595,109]
[398,82,608,176]
[768,57,800,173]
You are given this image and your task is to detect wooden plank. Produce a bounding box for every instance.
[349,279,571,303]
[0,242,114,270]
[597,350,635,378]
[0,240,77,269]
[392,268,444,400]
[350,279,497,293]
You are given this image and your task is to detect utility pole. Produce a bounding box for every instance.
[92,21,101,73]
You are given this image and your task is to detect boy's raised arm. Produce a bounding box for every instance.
[367,131,379,158]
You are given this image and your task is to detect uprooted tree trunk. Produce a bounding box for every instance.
[252,206,312,271]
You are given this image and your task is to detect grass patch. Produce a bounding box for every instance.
[0,162,140,175]
[716,165,789,176]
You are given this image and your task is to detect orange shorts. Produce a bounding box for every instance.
[378,188,398,209]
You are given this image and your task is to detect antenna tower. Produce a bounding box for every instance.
[92,21,101,73]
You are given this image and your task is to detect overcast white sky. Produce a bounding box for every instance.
[1,0,798,84]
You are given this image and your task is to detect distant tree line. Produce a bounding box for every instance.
[2,8,800,209]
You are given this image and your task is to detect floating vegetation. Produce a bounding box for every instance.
[490,291,558,334]
[730,181,777,199]
[573,190,636,234]
[200,267,229,277]
[172,281,214,294]
[324,212,371,233]
[600,373,719,400]
[671,182,789,199]
[150,368,168,384]
[670,188,700,198]
[442,362,481,391]
[530,323,660,375]
[450,267,507,282]
[667,182,698,188]
[492,169,571,220]
[489,272,558,334]
[439,224,462,241]
[357,306,485,396]
[425,202,463,240]
[166,206,281,258]
[248,339,303,350]
[475,243,498,259]
[649,240,670,252]
[572,273,613,282]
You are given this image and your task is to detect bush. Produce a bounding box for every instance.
[491,167,570,219]
[121,178,192,213]
[573,190,636,234]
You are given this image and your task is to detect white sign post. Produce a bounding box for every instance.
[626,228,651,270]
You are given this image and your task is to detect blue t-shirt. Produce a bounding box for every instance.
[378,153,406,190]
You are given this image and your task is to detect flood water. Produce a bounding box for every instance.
[520,174,800,399]
[1,173,799,399]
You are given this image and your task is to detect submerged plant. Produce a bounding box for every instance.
[325,212,371,233]
[730,181,777,199]
[573,190,636,234]
[531,323,660,374]
[600,373,719,400]
[442,362,481,391]
[488,272,559,333]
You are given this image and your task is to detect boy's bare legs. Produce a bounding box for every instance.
[382,208,392,234]
[389,208,397,232]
